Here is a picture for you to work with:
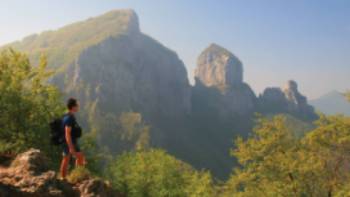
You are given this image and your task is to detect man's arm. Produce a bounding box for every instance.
[65,126,75,154]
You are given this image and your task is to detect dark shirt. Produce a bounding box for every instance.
[62,113,78,143]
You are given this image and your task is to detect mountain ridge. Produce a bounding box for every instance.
[2,9,139,69]
[0,9,317,179]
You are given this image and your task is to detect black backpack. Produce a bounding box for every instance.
[49,118,64,145]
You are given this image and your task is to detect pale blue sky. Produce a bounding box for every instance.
[0,0,349,99]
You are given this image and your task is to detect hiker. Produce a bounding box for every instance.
[60,98,85,179]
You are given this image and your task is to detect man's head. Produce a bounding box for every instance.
[67,98,79,113]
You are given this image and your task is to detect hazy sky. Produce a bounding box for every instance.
[0,0,349,99]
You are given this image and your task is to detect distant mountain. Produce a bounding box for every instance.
[310,91,350,116]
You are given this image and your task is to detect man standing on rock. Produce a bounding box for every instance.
[60,98,86,179]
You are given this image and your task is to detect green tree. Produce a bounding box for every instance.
[106,149,216,197]
[98,112,150,155]
[223,114,350,197]
[119,112,150,151]
[79,128,112,176]
[222,115,301,197]
[0,49,64,165]
[302,115,350,196]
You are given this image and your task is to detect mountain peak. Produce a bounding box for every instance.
[104,9,136,16]
[3,9,141,68]
[204,43,239,59]
[97,9,140,34]
[195,43,243,88]
[284,80,298,92]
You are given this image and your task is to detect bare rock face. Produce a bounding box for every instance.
[193,44,256,117]
[283,80,316,118]
[72,33,191,122]
[283,80,306,107]
[259,80,317,120]
[195,43,243,89]
[0,149,75,197]
[77,179,118,197]
[0,149,123,197]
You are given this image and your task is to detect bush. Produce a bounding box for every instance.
[0,49,64,167]
[223,114,350,197]
[106,149,217,197]
[67,166,91,184]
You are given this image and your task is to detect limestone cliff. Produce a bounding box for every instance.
[195,43,243,89]
[193,43,257,117]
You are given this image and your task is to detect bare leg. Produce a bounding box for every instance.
[60,154,71,178]
[75,152,86,166]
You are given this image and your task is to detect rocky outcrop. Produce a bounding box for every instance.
[283,80,317,119]
[259,80,317,120]
[0,149,123,197]
[193,43,257,117]
[195,43,243,89]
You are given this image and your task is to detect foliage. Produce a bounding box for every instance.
[79,129,112,176]
[67,166,91,184]
[106,149,217,197]
[264,113,314,138]
[223,114,350,197]
[119,112,150,151]
[98,112,150,155]
[0,49,64,165]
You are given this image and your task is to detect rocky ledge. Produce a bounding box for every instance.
[0,149,123,197]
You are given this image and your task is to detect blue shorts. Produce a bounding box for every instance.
[62,141,81,156]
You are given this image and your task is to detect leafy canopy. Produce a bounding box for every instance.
[106,149,217,197]
[223,114,350,197]
[0,49,64,154]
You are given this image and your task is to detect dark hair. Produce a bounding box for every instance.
[67,98,78,110]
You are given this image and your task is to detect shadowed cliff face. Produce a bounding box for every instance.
[259,80,317,120]
[190,44,258,179]
[194,43,257,117]
[69,31,192,125]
